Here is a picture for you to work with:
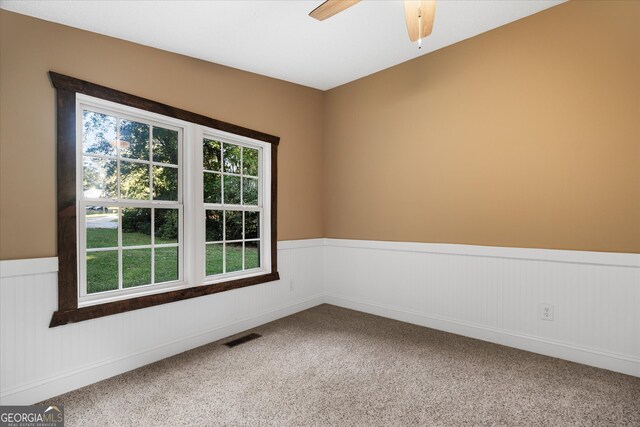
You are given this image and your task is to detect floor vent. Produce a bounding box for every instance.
[224,333,262,348]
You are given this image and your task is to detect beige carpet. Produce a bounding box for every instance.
[42,304,640,426]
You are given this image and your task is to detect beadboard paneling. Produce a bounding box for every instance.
[2,238,638,404]
[324,239,640,376]
[0,240,324,404]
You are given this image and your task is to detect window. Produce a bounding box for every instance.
[203,138,264,278]
[79,103,184,305]
[50,72,279,326]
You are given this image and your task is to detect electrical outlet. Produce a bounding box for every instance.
[289,279,294,292]
[540,303,554,321]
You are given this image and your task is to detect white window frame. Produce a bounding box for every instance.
[75,94,272,307]
[195,127,272,286]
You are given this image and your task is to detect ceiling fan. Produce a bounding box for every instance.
[309,0,436,48]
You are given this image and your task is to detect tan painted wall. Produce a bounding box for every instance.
[323,1,640,253]
[0,10,325,260]
[2,1,639,259]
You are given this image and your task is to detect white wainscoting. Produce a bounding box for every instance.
[324,239,640,377]
[0,239,325,405]
[2,238,639,405]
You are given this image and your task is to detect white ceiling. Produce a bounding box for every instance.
[1,0,564,90]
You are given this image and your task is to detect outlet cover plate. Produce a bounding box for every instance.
[540,303,554,321]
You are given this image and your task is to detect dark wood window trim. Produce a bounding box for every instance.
[49,71,279,328]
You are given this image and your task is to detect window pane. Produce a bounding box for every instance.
[245,241,260,270]
[153,166,178,201]
[119,119,150,160]
[245,211,259,240]
[206,244,223,276]
[203,139,221,171]
[83,110,117,156]
[155,247,178,283]
[223,143,241,173]
[204,172,221,203]
[155,209,178,244]
[120,161,150,200]
[123,248,151,288]
[83,156,117,199]
[152,126,178,164]
[86,250,118,294]
[243,177,258,206]
[243,147,258,176]
[122,208,151,246]
[225,211,243,241]
[223,175,241,204]
[86,206,118,249]
[205,210,223,242]
[226,242,243,273]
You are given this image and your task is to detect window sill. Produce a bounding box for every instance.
[78,281,188,308]
[49,271,280,327]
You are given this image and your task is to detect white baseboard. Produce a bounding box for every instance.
[0,295,324,405]
[325,293,640,377]
[4,289,636,405]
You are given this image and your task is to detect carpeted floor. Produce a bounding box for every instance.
[42,304,640,426]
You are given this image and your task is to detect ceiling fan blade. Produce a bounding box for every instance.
[404,0,436,42]
[309,0,361,21]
